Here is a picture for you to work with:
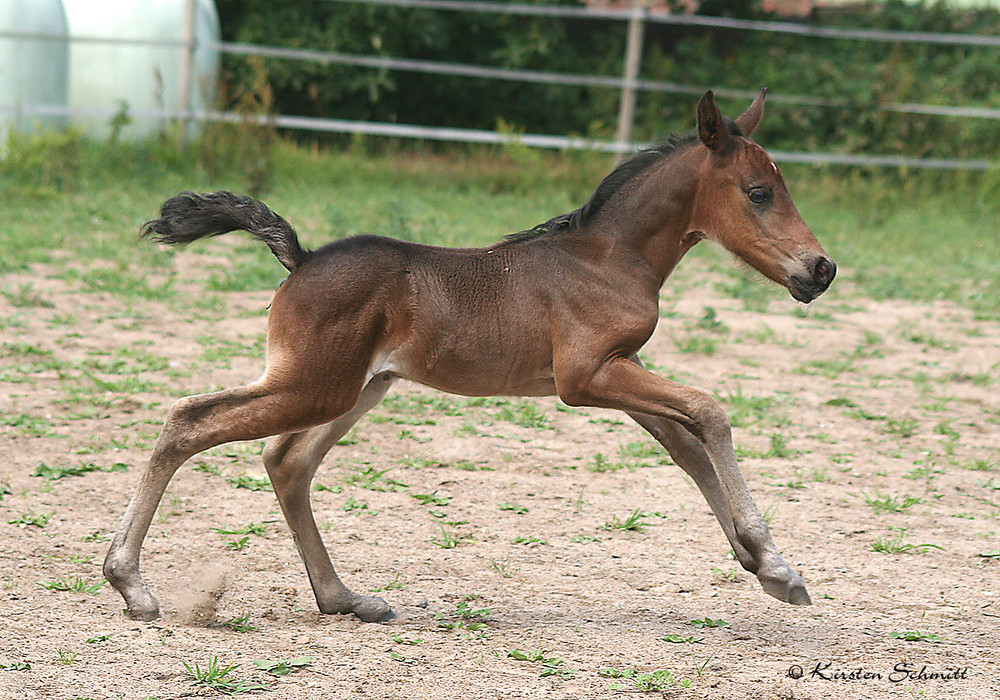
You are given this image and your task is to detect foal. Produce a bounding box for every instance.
[105,89,836,622]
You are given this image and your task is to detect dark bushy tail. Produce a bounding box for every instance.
[140,191,309,272]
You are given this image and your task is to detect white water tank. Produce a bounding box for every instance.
[62,0,220,139]
[0,0,70,133]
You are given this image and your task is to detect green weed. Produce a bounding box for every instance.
[8,512,53,528]
[430,526,464,549]
[212,522,271,537]
[32,462,126,480]
[512,534,548,546]
[412,492,451,507]
[890,629,941,643]
[498,502,528,514]
[599,667,692,690]
[507,649,574,678]
[226,473,272,492]
[253,657,312,676]
[495,400,550,429]
[436,600,492,638]
[688,617,730,629]
[183,656,268,694]
[222,613,257,633]
[39,577,105,595]
[601,509,650,532]
[864,493,922,514]
[870,528,943,554]
[343,465,407,491]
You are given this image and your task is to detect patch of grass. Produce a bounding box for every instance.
[491,559,520,577]
[343,465,407,492]
[2,283,55,308]
[212,522,271,537]
[32,461,127,480]
[660,634,703,643]
[718,273,772,312]
[883,416,919,438]
[687,617,730,629]
[498,502,528,514]
[600,509,650,532]
[371,574,404,592]
[226,473,272,492]
[183,656,268,694]
[0,414,54,438]
[889,629,941,643]
[674,334,718,355]
[430,526,464,549]
[225,536,251,551]
[341,495,369,512]
[507,649,574,678]
[599,667,692,690]
[436,600,492,638]
[495,400,549,429]
[512,534,548,546]
[864,493,922,515]
[412,491,451,507]
[694,306,728,333]
[0,662,31,671]
[222,613,257,633]
[962,458,997,471]
[253,657,312,677]
[8,512,53,528]
[39,576,105,595]
[870,528,943,554]
[720,387,787,428]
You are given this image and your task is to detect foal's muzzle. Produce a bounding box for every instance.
[789,256,837,303]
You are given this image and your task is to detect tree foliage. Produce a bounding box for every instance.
[214,0,1000,158]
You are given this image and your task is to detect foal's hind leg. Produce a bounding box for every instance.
[104,381,349,620]
[262,373,395,622]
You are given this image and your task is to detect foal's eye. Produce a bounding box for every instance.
[747,187,770,205]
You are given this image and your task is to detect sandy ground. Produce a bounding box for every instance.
[1,252,998,700]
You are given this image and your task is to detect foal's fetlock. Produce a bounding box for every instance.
[104,557,161,620]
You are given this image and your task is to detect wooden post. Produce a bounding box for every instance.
[615,0,646,154]
[177,0,197,143]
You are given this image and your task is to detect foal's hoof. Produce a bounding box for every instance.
[759,568,812,606]
[351,595,395,623]
[123,593,161,621]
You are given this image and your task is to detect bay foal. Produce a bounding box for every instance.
[105,89,836,622]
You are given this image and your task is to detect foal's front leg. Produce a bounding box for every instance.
[557,355,810,605]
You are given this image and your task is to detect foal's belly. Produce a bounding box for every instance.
[384,342,558,398]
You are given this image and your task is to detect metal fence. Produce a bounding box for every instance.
[3,0,1000,169]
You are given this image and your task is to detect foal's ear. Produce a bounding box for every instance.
[734,87,768,137]
[697,90,731,152]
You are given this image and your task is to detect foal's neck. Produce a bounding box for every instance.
[597,146,704,288]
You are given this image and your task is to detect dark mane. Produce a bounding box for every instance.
[505,124,739,243]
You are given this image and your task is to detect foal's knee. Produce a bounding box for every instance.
[684,390,732,444]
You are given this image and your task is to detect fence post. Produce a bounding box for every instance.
[177,0,197,143]
[614,0,647,154]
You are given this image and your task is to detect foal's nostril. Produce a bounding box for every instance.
[813,257,837,287]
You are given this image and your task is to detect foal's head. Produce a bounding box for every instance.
[688,89,836,304]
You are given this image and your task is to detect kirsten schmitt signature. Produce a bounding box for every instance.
[787,661,970,683]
